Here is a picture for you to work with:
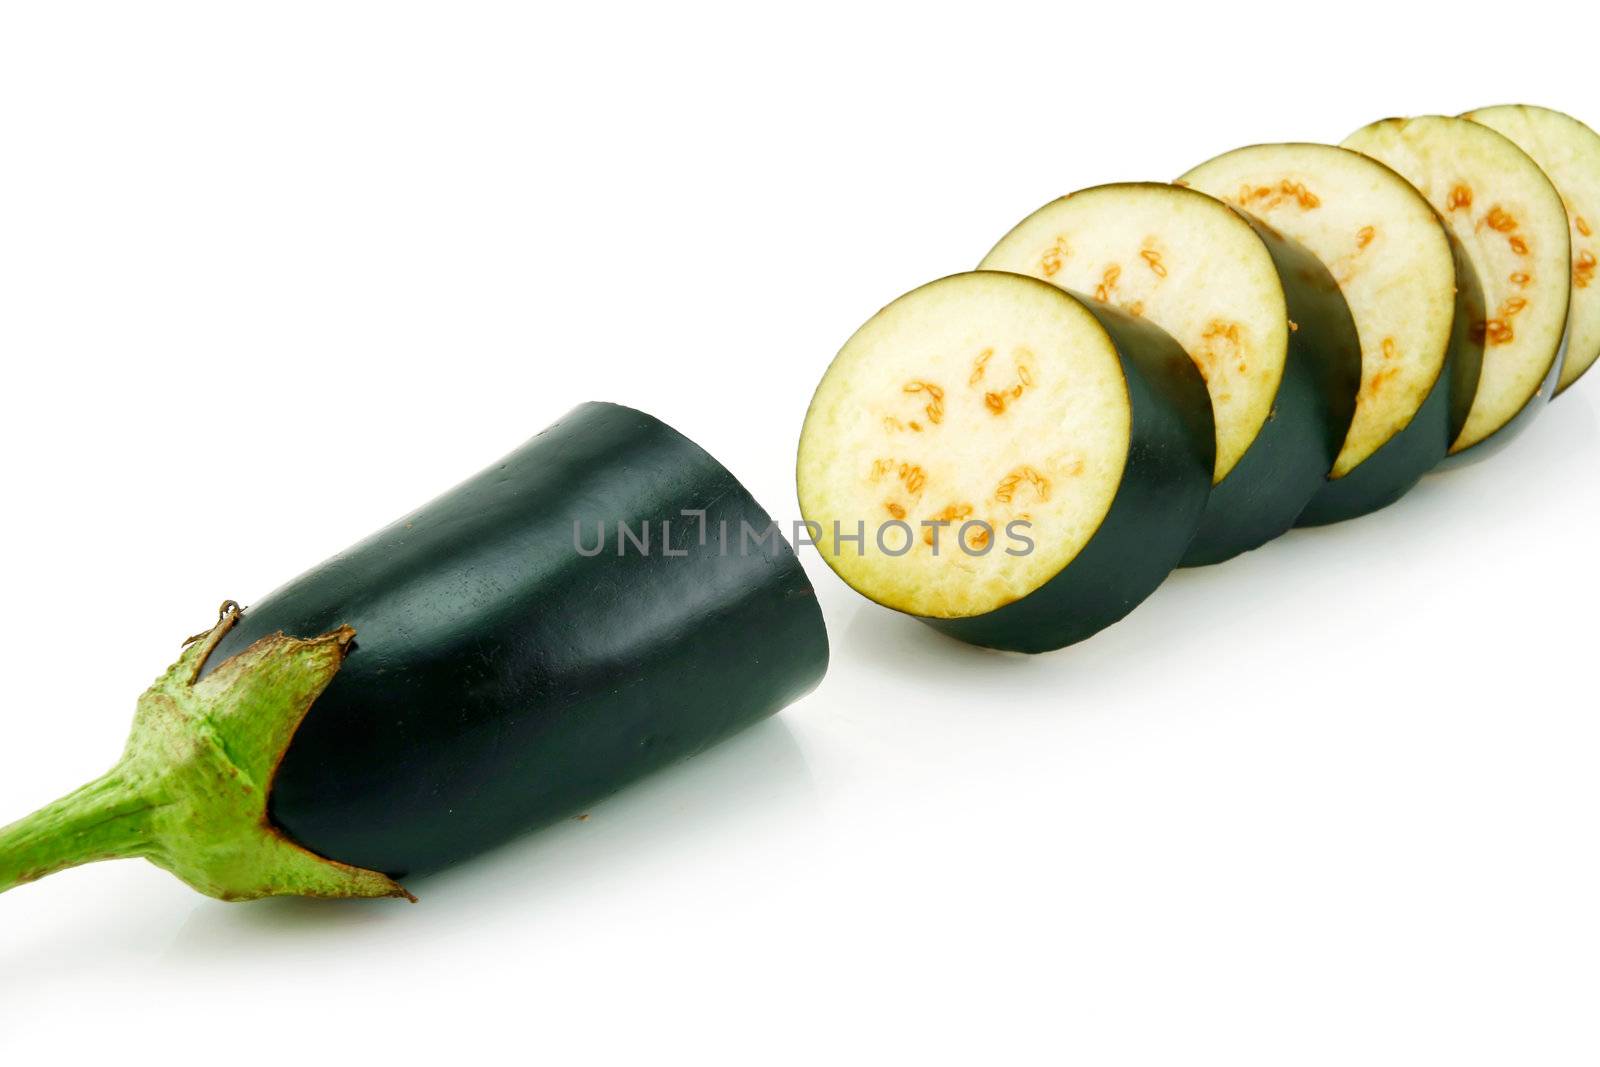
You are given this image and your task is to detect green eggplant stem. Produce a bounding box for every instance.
[0,772,158,893]
[0,603,413,903]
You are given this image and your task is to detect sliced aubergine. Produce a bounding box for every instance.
[979,182,1359,564]
[1463,104,1600,394]
[1180,143,1486,525]
[1342,116,1571,458]
[1,403,830,899]
[796,271,1214,654]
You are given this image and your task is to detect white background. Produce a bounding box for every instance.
[2,3,1596,1063]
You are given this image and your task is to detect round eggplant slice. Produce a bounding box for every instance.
[1180,143,1485,525]
[207,402,830,879]
[1342,116,1571,457]
[796,271,1214,654]
[1463,104,1600,394]
[979,183,1358,564]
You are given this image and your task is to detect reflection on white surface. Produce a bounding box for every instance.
[0,715,818,1004]
[162,714,819,952]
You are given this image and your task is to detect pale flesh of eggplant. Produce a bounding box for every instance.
[979,182,1359,561]
[797,271,1214,653]
[1463,104,1600,394]
[1180,143,1485,524]
[1343,116,1570,458]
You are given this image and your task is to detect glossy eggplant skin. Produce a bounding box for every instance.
[926,301,1215,653]
[204,402,829,879]
[1297,230,1485,525]
[1182,217,1361,564]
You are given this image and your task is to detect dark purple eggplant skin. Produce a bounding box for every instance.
[204,402,829,879]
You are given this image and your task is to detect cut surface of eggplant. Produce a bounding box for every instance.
[1463,104,1600,394]
[1180,143,1484,524]
[797,271,1214,653]
[206,402,830,879]
[979,182,1358,563]
[1343,116,1571,454]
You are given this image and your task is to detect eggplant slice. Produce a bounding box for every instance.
[1463,104,1600,394]
[979,183,1358,563]
[1342,116,1571,456]
[796,271,1213,653]
[1180,143,1484,525]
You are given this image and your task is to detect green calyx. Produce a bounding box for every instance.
[0,603,413,903]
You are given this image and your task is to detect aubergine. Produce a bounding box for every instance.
[1342,116,1571,460]
[979,182,1360,565]
[0,402,829,901]
[1179,143,1486,525]
[1462,104,1600,394]
[796,271,1214,654]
